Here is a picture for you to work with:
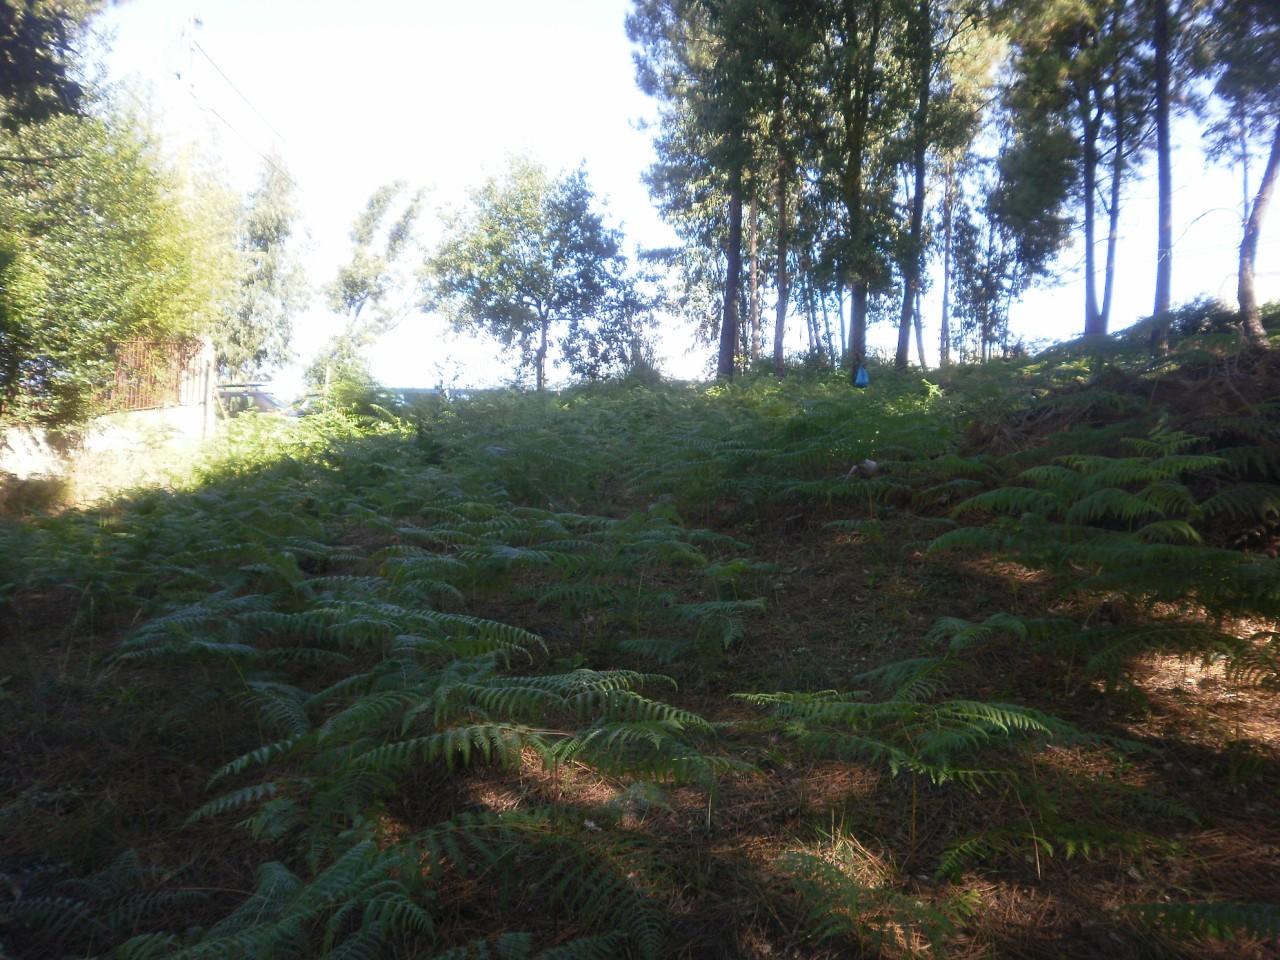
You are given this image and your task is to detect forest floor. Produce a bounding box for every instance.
[2,338,1279,959]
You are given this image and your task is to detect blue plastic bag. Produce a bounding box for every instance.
[854,366,869,388]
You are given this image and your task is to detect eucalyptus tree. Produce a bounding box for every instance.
[805,0,911,375]
[890,0,990,370]
[1203,0,1280,349]
[736,0,823,375]
[949,172,1021,362]
[216,157,308,380]
[629,0,764,379]
[1147,0,1215,354]
[946,104,1075,363]
[1149,0,1173,353]
[423,158,632,390]
[318,182,421,391]
[1002,0,1154,338]
[931,23,999,368]
[634,74,730,349]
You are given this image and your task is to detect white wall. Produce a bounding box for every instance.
[0,402,218,504]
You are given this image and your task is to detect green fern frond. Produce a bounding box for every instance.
[855,657,955,702]
[115,933,183,959]
[1128,901,1280,941]
[1120,430,1206,456]
[566,689,713,731]
[246,681,312,736]
[427,932,533,959]
[430,681,566,724]
[781,850,964,951]
[351,724,543,772]
[1223,634,1280,688]
[1196,483,1280,524]
[615,636,699,665]
[926,612,1032,651]
[1137,481,1197,517]
[536,931,628,959]
[187,781,281,824]
[1064,488,1165,526]
[926,524,1009,554]
[210,736,307,784]
[952,487,1059,518]
[1134,519,1202,544]
[913,477,987,510]
[1214,444,1280,480]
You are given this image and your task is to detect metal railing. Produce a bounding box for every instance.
[101,338,213,413]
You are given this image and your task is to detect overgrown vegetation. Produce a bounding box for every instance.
[3,331,1278,958]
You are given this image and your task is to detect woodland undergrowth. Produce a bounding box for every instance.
[2,335,1279,958]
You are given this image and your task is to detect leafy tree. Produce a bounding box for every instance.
[890,0,989,371]
[215,156,308,381]
[950,118,1069,364]
[423,158,637,391]
[807,0,909,375]
[319,181,421,390]
[999,0,1154,337]
[629,0,768,380]
[0,0,97,134]
[303,333,377,405]
[1203,0,1280,348]
[0,103,234,425]
[931,22,1000,368]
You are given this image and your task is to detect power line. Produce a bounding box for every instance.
[188,89,300,191]
[175,18,300,192]
[190,36,290,148]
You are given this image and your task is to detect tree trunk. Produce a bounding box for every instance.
[896,0,932,371]
[718,183,744,378]
[800,257,818,355]
[748,196,760,361]
[1150,0,1172,355]
[940,164,953,367]
[1082,108,1105,337]
[850,281,868,369]
[773,148,783,378]
[1240,111,1251,225]
[1239,120,1280,349]
[841,0,882,383]
[1101,92,1124,333]
[914,287,926,370]
[535,316,549,391]
[838,282,847,359]
[821,285,836,364]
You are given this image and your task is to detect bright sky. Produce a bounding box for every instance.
[97,0,1278,394]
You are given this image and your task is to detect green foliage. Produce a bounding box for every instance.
[781,847,974,954]
[4,360,1277,958]
[739,673,1088,790]
[0,0,96,132]
[307,182,421,397]
[0,99,235,424]
[215,155,309,380]
[3,392,762,955]
[924,402,1280,685]
[1129,901,1280,942]
[423,158,653,389]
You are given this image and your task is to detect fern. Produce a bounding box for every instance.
[740,689,1083,789]
[782,850,970,952]
[1129,901,1280,942]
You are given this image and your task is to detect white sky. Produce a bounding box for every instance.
[97,0,1278,394]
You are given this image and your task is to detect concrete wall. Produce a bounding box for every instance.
[1,402,218,505]
[0,340,218,505]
